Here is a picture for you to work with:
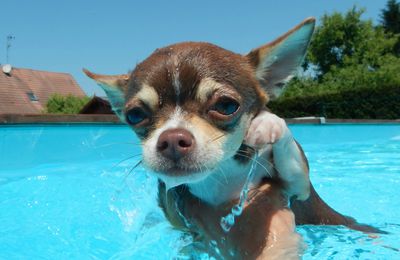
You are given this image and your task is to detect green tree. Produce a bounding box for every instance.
[381,0,400,33]
[46,94,90,114]
[380,0,400,55]
[305,7,396,77]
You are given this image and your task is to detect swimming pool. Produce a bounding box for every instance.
[0,124,399,259]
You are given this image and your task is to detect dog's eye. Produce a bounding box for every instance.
[208,97,240,121]
[125,107,148,126]
[213,97,240,116]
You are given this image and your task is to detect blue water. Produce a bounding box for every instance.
[0,124,399,259]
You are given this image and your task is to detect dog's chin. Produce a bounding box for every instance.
[149,165,214,190]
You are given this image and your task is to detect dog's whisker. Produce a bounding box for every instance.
[111,154,143,169]
[125,160,143,179]
[236,148,277,170]
[236,153,273,178]
[110,160,143,198]
[238,149,273,166]
[207,171,226,187]
[198,164,208,198]
[216,166,229,185]
[92,142,143,149]
[208,133,226,143]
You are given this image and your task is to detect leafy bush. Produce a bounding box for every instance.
[269,84,400,119]
[270,54,400,119]
[46,94,90,114]
[284,54,400,95]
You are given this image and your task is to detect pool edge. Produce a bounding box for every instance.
[0,114,399,125]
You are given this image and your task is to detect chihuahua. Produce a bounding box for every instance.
[84,18,381,259]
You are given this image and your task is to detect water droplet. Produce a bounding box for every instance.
[220,237,226,245]
[220,213,235,232]
[231,205,242,216]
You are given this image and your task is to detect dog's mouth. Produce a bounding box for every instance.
[148,162,213,188]
[147,157,215,177]
[143,142,254,184]
[161,164,206,176]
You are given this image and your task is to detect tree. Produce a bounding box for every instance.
[380,0,400,55]
[304,7,397,77]
[381,0,400,34]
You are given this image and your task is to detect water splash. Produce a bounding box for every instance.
[220,150,259,232]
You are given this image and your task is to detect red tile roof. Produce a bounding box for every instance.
[0,67,86,114]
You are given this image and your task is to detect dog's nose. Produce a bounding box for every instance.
[157,128,195,161]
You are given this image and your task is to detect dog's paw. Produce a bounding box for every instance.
[245,111,288,149]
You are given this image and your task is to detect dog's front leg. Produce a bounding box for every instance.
[245,110,310,201]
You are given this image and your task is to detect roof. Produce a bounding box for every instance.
[80,96,114,114]
[0,67,86,114]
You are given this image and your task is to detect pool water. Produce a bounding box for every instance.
[0,124,399,259]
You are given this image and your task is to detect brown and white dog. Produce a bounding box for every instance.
[84,18,381,259]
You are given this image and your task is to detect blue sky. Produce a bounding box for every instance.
[0,0,388,96]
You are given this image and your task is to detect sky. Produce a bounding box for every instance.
[0,0,389,96]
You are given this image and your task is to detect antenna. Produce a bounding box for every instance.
[6,35,15,64]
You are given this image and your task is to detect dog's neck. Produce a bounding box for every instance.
[187,155,269,206]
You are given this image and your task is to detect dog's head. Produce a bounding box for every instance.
[84,18,315,187]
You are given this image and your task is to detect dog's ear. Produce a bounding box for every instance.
[83,68,129,122]
[246,17,315,100]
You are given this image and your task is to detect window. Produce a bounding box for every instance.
[27,92,39,101]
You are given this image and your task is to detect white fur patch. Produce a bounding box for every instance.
[134,84,159,111]
[188,152,271,206]
[195,78,224,103]
[172,57,181,102]
[173,71,181,101]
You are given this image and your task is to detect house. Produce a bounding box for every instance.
[0,65,86,114]
[79,96,114,114]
